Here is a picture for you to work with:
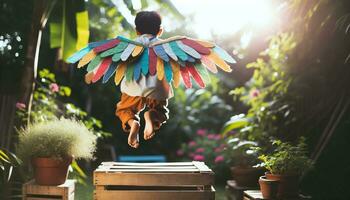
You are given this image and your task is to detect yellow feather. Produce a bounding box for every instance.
[132,46,143,57]
[207,52,232,72]
[156,57,164,80]
[78,50,96,68]
[114,62,127,85]
[85,72,94,84]
[170,60,180,88]
[195,40,215,48]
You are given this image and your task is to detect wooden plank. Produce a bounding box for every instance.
[192,161,212,173]
[95,168,200,172]
[94,172,214,186]
[100,162,194,166]
[23,179,75,197]
[94,189,215,200]
[97,165,198,169]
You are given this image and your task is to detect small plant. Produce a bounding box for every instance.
[224,137,260,167]
[258,137,313,175]
[17,118,97,162]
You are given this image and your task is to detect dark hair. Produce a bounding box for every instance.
[134,11,161,35]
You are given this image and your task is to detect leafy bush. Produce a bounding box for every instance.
[258,137,313,175]
[18,118,97,161]
[177,129,227,171]
[224,137,260,167]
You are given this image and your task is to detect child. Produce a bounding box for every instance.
[116,11,171,148]
[68,11,235,149]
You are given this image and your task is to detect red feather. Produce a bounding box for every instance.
[181,38,210,55]
[149,47,157,75]
[93,39,120,53]
[92,57,112,83]
[187,63,205,88]
[180,66,192,88]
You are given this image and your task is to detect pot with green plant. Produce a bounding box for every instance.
[18,118,97,185]
[258,137,313,198]
[225,137,264,187]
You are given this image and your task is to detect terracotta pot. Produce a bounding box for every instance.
[231,166,264,187]
[259,176,279,199]
[32,156,73,186]
[265,173,299,198]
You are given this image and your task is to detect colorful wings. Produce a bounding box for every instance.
[67,35,236,88]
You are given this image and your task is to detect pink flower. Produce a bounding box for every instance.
[16,102,26,110]
[49,83,59,93]
[188,141,196,147]
[196,129,206,136]
[214,155,224,163]
[176,150,184,156]
[214,135,221,140]
[207,134,216,140]
[250,89,260,98]
[195,148,205,153]
[193,155,205,161]
[214,147,222,153]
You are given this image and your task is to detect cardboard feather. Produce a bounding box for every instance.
[67,35,236,88]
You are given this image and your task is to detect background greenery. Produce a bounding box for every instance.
[1,0,350,199]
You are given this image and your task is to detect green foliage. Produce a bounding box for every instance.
[178,129,227,172]
[49,0,89,61]
[0,148,21,182]
[168,76,232,134]
[224,137,260,167]
[258,137,313,175]
[228,34,297,142]
[17,68,111,138]
[17,118,97,161]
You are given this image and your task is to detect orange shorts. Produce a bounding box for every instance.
[115,93,169,132]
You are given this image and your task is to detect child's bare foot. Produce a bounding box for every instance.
[144,111,156,140]
[127,120,140,148]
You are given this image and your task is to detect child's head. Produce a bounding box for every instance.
[135,11,162,36]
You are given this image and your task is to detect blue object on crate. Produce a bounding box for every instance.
[118,155,166,162]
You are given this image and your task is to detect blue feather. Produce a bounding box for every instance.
[154,45,170,62]
[187,56,196,62]
[164,62,173,83]
[102,62,118,83]
[169,41,188,61]
[213,46,236,63]
[134,62,141,81]
[67,46,90,63]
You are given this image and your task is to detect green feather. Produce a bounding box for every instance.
[87,55,102,72]
[195,63,210,83]
[125,64,134,82]
[112,52,123,62]
[100,42,128,57]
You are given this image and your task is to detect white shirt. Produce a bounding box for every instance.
[120,34,174,100]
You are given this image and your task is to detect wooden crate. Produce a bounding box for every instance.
[93,161,215,200]
[22,179,75,200]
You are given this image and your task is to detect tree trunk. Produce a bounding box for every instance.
[20,0,50,125]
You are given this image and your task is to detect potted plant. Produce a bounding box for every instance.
[224,137,264,187]
[258,137,313,198]
[18,118,97,185]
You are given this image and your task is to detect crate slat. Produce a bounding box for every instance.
[94,172,213,186]
[100,162,194,166]
[97,165,198,169]
[94,188,215,200]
